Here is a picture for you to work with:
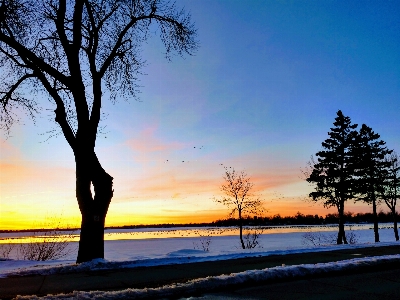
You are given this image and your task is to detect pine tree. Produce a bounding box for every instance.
[380,153,399,240]
[352,124,392,242]
[306,110,358,244]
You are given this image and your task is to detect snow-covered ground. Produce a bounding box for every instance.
[1,223,399,278]
[2,224,400,299]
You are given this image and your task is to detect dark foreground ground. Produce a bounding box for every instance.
[1,245,400,299]
[193,267,400,300]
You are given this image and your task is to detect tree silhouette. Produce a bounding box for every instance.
[0,0,197,263]
[306,110,358,244]
[353,124,392,242]
[381,152,400,241]
[215,167,264,249]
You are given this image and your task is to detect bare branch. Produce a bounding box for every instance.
[35,71,76,148]
[54,0,70,57]
[0,32,70,86]
[0,73,35,107]
[215,167,264,218]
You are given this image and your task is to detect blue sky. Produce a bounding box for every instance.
[1,0,399,229]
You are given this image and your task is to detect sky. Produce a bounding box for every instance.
[1,0,399,229]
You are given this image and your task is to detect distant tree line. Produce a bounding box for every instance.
[211,211,400,227]
[305,110,399,244]
[3,210,399,234]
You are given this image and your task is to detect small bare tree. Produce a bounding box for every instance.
[215,167,264,249]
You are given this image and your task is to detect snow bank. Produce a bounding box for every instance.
[13,254,400,300]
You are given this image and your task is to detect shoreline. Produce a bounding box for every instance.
[1,221,396,234]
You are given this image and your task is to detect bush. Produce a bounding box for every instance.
[243,227,264,249]
[302,227,358,247]
[1,218,77,261]
[0,244,14,259]
[17,230,76,261]
[301,232,337,246]
[193,232,212,252]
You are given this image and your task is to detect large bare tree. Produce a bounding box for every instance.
[0,0,197,263]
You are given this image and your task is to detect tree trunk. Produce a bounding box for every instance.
[75,150,113,263]
[392,209,399,241]
[238,210,245,249]
[337,204,348,244]
[372,197,380,242]
[77,211,106,262]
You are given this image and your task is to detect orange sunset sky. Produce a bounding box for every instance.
[0,124,382,230]
[1,0,399,230]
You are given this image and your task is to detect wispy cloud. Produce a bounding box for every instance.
[127,125,185,153]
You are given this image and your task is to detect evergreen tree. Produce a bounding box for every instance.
[306,110,358,244]
[380,152,399,240]
[352,124,392,242]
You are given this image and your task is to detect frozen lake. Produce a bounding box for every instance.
[1,223,398,261]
